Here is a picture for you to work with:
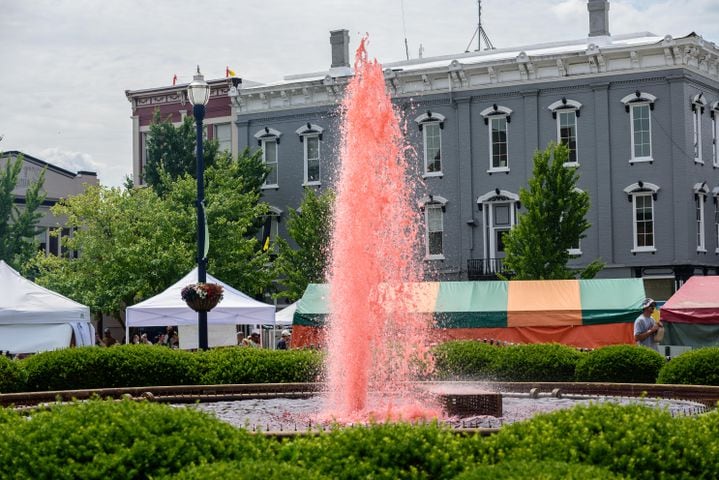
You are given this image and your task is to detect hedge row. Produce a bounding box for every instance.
[434,341,669,384]
[2,343,719,394]
[1,399,718,479]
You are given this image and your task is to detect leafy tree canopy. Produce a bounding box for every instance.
[29,149,273,323]
[502,142,603,280]
[144,109,219,195]
[0,153,46,270]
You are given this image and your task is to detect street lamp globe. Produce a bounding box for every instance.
[187,66,210,106]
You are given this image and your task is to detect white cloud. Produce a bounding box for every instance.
[1,0,717,188]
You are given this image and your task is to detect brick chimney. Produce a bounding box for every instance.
[330,29,350,68]
[587,0,610,37]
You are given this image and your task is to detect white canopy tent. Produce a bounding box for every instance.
[0,260,94,354]
[125,268,275,348]
[274,301,296,327]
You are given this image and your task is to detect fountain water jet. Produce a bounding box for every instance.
[323,37,439,422]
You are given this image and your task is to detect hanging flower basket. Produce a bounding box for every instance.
[181,283,224,312]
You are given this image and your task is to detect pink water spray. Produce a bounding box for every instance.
[323,38,440,422]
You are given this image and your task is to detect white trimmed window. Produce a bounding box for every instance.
[621,92,656,163]
[694,182,709,252]
[624,182,660,253]
[548,99,582,165]
[296,123,324,185]
[420,195,447,259]
[480,105,512,172]
[414,111,445,176]
[477,189,519,273]
[214,123,231,152]
[254,127,282,188]
[692,94,705,164]
[711,101,718,168]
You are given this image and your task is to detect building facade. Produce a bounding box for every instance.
[126,0,719,300]
[1,151,99,256]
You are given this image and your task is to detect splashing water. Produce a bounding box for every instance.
[323,38,440,423]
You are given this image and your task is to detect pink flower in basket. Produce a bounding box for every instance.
[181,283,224,311]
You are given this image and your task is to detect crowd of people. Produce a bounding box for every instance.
[95,325,292,350]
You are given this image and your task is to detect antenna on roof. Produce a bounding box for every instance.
[465,0,495,52]
[401,0,410,60]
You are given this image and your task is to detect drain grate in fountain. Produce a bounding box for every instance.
[438,392,503,418]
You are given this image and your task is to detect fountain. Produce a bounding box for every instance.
[322,36,442,422]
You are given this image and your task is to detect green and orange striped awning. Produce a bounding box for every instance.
[294,279,645,329]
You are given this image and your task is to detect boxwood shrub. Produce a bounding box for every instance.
[657,347,719,386]
[22,345,202,391]
[0,399,268,480]
[574,345,664,384]
[455,460,624,479]
[0,356,26,393]
[492,343,584,382]
[432,341,500,380]
[198,347,324,384]
[163,460,330,480]
[474,403,719,480]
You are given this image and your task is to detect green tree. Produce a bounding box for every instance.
[164,151,273,296]
[273,188,334,301]
[502,142,603,280]
[0,154,46,269]
[144,109,219,195]
[28,149,273,323]
[28,185,194,325]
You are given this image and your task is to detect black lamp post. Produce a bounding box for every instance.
[187,66,211,350]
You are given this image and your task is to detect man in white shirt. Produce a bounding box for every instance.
[634,298,660,351]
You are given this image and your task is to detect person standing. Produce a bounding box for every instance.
[276,330,291,350]
[634,298,661,351]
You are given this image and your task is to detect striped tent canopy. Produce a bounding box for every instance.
[293,279,645,348]
[661,276,719,347]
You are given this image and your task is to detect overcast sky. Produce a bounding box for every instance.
[1,0,717,186]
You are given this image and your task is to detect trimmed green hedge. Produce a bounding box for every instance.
[0,356,26,393]
[658,347,719,386]
[1,400,718,478]
[0,399,267,479]
[474,403,719,479]
[455,460,624,479]
[433,341,499,380]
[575,345,665,383]
[492,343,584,382]
[197,347,323,384]
[23,345,201,391]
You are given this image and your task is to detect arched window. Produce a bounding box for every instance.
[624,182,660,253]
[691,93,705,164]
[414,111,445,176]
[548,98,582,165]
[480,105,512,173]
[254,127,282,188]
[419,195,447,259]
[296,123,324,185]
[694,182,709,252]
[621,92,656,163]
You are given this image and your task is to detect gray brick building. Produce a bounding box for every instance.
[126,0,719,300]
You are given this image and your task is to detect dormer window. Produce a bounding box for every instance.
[621,92,656,164]
[414,111,445,177]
